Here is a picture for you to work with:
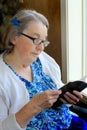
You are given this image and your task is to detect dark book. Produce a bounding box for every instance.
[52,81,87,109]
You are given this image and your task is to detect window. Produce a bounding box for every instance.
[61,0,86,83]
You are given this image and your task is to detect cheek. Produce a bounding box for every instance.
[19,45,31,54]
[15,37,32,54]
[16,41,32,55]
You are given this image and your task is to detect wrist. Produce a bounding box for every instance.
[15,101,41,128]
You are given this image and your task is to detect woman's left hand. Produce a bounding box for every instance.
[60,90,83,104]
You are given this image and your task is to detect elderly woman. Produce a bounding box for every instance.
[0,9,87,130]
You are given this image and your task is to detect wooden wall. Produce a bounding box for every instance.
[20,0,61,68]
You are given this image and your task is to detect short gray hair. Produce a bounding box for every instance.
[1,9,49,53]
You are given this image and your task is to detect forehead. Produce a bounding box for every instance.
[24,21,48,36]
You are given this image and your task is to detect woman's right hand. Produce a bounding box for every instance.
[15,89,61,128]
[30,89,62,113]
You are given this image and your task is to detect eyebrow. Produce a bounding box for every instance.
[33,33,48,39]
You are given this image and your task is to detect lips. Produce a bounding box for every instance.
[32,52,39,57]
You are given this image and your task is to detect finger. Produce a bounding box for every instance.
[65,92,80,102]
[59,97,69,104]
[47,89,62,96]
[38,91,59,105]
[64,93,78,104]
[73,90,83,99]
[39,101,52,108]
[39,97,58,109]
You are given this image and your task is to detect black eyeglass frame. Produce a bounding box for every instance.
[20,32,50,47]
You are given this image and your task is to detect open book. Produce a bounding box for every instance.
[81,88,87,104]
[52,81,87,109]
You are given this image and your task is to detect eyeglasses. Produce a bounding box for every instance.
[20,32,50,47]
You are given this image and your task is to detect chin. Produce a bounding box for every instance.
[31,57,37,63]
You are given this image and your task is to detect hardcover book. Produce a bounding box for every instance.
[52,81,87,109]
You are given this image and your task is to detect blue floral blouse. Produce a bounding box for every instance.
[5,58,72,130]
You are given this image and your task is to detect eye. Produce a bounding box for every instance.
[34,38,41,44]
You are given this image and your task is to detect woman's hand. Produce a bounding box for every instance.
[60,90,83,104]
[16,89,61,128]
[30,89,62,113]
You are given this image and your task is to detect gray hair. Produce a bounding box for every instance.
[1,9,49,53]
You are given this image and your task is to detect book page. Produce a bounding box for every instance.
[81,88,87,104]
[81,88,87,97]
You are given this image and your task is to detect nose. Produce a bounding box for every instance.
[36,43,45,51]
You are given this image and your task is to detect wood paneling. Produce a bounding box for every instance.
[20,0,61,67]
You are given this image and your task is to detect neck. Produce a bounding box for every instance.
[3,52,31,69]
[3,52,33,81]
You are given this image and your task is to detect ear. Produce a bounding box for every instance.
[10,34,18,45]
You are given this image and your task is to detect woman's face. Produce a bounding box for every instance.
[13,21,48,63]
